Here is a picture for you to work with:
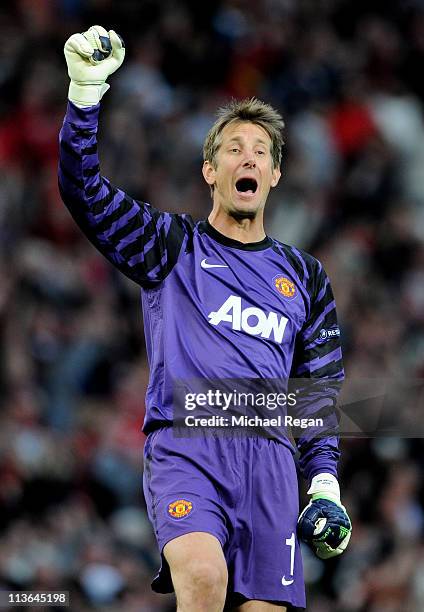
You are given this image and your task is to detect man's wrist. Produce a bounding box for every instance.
[307,472,341,504]
[68,82,110,108]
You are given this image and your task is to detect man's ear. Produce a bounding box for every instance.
[202,160,216,187]
[271,166,281,188]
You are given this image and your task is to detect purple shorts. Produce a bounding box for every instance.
[143,428,306,609]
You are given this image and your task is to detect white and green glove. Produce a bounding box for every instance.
[298,473,352,559]
[64,25,125,108]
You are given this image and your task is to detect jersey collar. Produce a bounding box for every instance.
[199,220,272,251]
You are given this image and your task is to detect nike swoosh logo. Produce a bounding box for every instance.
[201,258,228,269]
[281,576,294,586]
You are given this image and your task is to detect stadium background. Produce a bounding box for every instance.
[1,0,424,610]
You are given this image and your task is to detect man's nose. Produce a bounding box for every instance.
[242,156,256,168]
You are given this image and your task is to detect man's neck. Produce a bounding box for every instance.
[208,208,266,244]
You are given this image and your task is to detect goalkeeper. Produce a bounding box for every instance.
[59,25,351,611]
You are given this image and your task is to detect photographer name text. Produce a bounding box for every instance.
[184,415,323,429]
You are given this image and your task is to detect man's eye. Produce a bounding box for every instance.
[256,150,265,155]
[231,148,240,153]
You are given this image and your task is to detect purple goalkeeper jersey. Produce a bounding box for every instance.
[58,102,344,483]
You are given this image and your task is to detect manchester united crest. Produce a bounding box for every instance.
[168,499,193,519]
[274,276,296,298]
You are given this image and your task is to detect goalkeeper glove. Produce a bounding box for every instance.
[298,473,351,560]
[64,25,125,108]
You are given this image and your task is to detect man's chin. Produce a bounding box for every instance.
[228,199,262,221]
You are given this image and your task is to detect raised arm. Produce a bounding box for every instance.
[59,26,193,287]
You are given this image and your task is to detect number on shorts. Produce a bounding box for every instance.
[281,532,295,586]
[286,532,295,575]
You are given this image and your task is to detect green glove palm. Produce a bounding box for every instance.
[64,25,125,107]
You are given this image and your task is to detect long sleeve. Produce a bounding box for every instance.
[58,102,194,288]
[290,260,344,483]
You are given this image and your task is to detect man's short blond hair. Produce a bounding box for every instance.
[203,97,285,170]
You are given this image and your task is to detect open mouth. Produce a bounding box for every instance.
[235,178,258,195]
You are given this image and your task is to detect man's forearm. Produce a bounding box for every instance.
[58,101,192,288]
[59,101,102,202]
[58,100,156,285]
[297,435,340,483]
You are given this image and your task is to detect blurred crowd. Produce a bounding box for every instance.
[0,0,424,610]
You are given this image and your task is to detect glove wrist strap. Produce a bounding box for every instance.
[307,472,341,504]
[68,82,110,108]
